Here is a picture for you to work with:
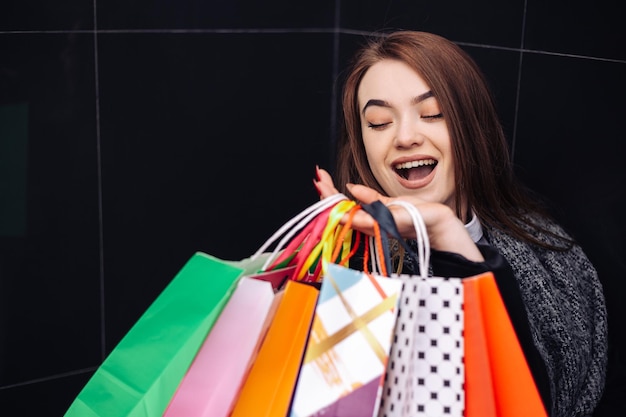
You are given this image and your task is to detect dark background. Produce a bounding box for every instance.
[1,1,624,415]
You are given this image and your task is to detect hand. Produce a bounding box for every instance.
[314,167,484,262]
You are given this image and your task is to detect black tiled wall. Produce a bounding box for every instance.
[1,1,624,415]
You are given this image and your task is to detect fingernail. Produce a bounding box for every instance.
[346,183,354,191]
[315,165,321,181]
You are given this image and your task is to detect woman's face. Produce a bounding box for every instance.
[358,59,457,211]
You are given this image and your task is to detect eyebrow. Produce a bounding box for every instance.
[361,90,435,115]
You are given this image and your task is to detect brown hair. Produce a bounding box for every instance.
[335,31,569,249]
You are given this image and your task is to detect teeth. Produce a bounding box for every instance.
[395,159,436,169]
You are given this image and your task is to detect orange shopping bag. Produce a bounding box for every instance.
[230,279,319,417]
[464,272,547,417]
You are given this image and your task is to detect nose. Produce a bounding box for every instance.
[393,116,424,148]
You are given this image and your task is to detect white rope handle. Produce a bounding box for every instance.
[252,193,348,270]
[386,200,430,278]
[368,235,385,275]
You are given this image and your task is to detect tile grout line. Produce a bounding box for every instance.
[328,2,341,171]
[1,27,624,64]
[92,0,107,364]
[510,0,529,161]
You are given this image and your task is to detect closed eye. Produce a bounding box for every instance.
[422,113,443,120]
[368,122,391,130]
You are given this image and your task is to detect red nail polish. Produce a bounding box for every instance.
[315,165,321,181]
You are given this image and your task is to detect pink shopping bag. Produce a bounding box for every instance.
[162,271,289,417]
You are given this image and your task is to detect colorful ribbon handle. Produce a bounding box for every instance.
[297,200,359,281]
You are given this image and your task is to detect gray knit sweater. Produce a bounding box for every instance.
[484,217,608,417]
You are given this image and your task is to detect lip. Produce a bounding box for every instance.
[391,155,438,189]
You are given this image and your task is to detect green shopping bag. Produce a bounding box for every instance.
[64,193,351,417]
[64,251,268,417]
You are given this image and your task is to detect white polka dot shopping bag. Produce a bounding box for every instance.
[373,201,547,417]
[375,201,464,417]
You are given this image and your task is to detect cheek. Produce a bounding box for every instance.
[362,139,387,175]
[429,126,453,156]
[439,143,456,187]
[363,138,391,188]
[362,131,387,159]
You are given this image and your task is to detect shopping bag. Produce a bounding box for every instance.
[379,272,465,417]
[288,201,400,417]
[463,272,547,417]
[289,262,403,417]
[226,196,356,417]
[65,194,351,417]
[230,279,320,417]
[64,251,264,417]
[161,273,287,417]
[341,200,464,417]
[371,200,546,417]
[162,196,357,417]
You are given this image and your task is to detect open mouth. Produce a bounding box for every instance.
[394,159,437,180]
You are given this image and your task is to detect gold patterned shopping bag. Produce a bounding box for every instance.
[289,262,403,417]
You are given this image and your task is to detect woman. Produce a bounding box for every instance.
[315,31,607,417]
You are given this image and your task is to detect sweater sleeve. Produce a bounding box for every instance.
[430,243,552,415]
[485,220,608,417]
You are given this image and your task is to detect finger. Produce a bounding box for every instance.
[315,167,340,199]
[316,167,335,187]
[317,181,339,199]
[345,185,422,239]
[346,183,390,205]
[344,206,377,236]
